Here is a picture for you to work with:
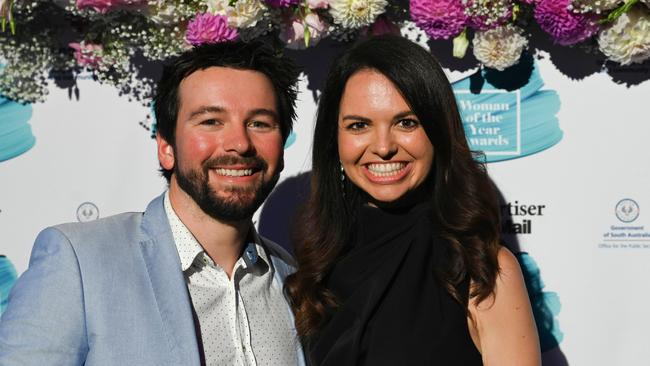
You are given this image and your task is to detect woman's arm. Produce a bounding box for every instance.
[469,247,541,366]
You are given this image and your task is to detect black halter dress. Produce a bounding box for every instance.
[308,203,483,366]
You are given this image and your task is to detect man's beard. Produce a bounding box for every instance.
[175,155,279,222]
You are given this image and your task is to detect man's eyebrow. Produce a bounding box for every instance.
[248,108,279,121]
[188,106,225,120]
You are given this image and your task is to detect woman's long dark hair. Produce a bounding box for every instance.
[285,35,501,342]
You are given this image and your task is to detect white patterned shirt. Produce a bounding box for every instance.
[164,192,298,366]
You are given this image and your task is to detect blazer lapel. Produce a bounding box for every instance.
[139,194,201,366]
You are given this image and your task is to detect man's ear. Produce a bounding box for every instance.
[279,156,285,173]
[156,132,175,171]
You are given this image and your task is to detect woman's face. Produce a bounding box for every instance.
[337,69,434,204]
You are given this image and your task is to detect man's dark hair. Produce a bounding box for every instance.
[153,40,301,182]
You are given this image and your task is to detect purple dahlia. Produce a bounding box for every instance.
[186,13,238,46]
[534,0,599,45]
[409,0,468,40]
[265,0,300,7]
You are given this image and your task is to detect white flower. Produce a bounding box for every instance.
[1,0,11,21]
[206,0,266,28]
[472,25,528,71]
[598,7,650,65]
[205,0,229,14]
[571,0,621,13]
[148,2,180,25]
[329,0,387,29]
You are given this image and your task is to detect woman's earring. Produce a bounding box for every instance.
[340,164,346,193]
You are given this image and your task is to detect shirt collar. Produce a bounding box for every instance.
[163,191,269,273]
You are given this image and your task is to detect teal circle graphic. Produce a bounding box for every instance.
[284,131,296,149]
[0,256,18,315]
[516,252,564,351]
[0,95,35,162]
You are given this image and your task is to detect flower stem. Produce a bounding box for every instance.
[599,0,639,24]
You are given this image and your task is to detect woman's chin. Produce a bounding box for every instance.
[366,189,427,210]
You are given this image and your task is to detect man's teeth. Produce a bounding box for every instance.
[215,168,253,177]
[367,163,405,176]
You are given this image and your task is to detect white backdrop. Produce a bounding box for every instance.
[1,53,650,365]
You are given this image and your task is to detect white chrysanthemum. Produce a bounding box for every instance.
[329,0,387,29]
[148,2,180,25]
[206,0,266,28]
[598,7,650,65]
[206,0,230,14]
[472,25,528,71]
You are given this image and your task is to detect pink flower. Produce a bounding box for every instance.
[409,0,468,40]
[306,0,329,9]
[282,13,327,49]
[69,42,104,67]
[534,0,599,45]
[76,0,146,13]
[186,13,238,46]
[265,0,300,7]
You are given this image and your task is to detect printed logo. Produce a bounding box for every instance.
[501,201,546,235]
[615,198,639,223]
[452,63,562,163]
[599,199,649,249]
[457,90,521,157]
[77,202,100,222]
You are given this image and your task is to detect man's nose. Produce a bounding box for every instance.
[222,123,254,155]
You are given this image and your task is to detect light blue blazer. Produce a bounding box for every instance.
[0,194,305,366]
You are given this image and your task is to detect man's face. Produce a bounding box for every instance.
[158,67,284,221]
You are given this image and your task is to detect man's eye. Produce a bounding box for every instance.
[200,119,220,126]
[248,120,274,130]
[397,119,419,129]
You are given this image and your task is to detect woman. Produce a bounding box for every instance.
[285,35,540,365]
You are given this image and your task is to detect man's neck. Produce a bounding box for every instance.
[168,181,251,279]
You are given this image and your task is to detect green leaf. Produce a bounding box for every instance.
[512,4,520,22]
[304,25,311,48]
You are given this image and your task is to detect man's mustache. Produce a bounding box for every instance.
[203,155,268,171]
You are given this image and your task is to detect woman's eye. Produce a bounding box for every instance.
[397,119,419,129]
[347,122,368,130]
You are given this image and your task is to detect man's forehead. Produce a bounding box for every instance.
[180,66,271,87]
[177,66,277,112]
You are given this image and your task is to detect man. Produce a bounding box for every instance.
[0,41,304,366]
